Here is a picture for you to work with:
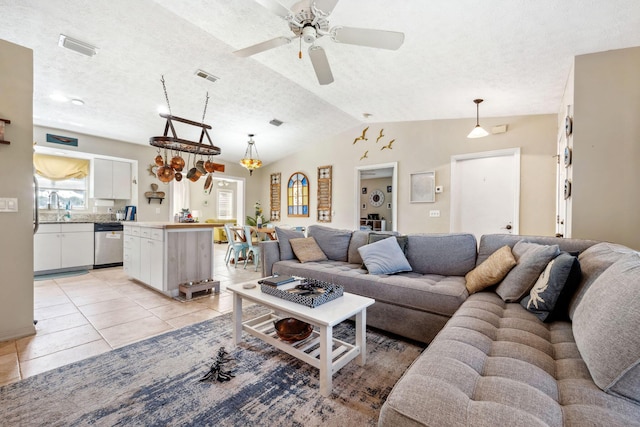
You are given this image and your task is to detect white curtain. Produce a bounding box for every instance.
[172,179,190,216]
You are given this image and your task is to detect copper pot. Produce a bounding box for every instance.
[195,160,206,174]
[204,174,212,193]
[175,171,183,182]
[187,167,202,182]
[204,160,216,173]
[157,165,175,183]
[154,154,164,166]
[170,156,185,171]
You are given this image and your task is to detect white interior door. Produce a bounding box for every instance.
[450,148,520,240]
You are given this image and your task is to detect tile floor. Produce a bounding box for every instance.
[0,243,262,387]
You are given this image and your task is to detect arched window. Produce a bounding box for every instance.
[287,172,309,217]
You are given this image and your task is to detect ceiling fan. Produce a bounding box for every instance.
[233,0,405,85]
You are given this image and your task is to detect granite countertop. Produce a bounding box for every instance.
[126,221,217,229]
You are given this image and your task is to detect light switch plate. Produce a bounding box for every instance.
[0,197,18,212]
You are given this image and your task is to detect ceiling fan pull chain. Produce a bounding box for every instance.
[299,36,302,59]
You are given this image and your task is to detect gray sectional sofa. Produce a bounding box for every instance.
[260,226,640,426]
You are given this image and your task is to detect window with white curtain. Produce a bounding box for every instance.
[217,189,233,219]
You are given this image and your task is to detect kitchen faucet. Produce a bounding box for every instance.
[48,191,63,221]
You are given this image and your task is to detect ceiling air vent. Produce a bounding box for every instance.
[195,69,219,83]
[269,118,283,127]
[58,34,98,57]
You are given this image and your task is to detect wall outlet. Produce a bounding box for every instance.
[429,210,440,217]
[107,207,113,213]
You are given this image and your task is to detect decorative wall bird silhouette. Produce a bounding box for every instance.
[376,129,385,143]
[381,139,395,150]
[360,150,369,160]
[353,126,369,144]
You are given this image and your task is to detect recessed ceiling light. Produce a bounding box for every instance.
[70,99,85,106]
[50,93,69,102]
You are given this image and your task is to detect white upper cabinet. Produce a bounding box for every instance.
[91,158,132,200]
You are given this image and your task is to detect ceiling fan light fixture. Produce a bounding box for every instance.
[240,134,262,176]
[467,98,489,139]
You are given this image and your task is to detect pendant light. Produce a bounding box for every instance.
[467,99,489,138]
[240,134,262,176]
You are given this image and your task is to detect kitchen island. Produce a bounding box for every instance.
[123,222,216,297]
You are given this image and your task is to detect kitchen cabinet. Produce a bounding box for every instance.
[91,158,132,199]
[123,222,215,297]
[34,223,94,273]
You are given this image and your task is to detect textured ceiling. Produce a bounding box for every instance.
[1,0,640,165]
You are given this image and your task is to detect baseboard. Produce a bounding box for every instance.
[0,324,36,342]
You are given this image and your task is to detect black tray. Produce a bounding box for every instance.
[260,278,343,308]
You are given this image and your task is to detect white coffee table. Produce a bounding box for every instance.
[227,281,375,397]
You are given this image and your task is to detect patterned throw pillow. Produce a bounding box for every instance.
[465,245,517,294]
[289,237,328,263]
[520,252,581,322]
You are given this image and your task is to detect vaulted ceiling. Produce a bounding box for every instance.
[2,0,640,164]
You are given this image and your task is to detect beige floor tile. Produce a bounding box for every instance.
[86,305,153,330]
[0,340,17,357]
[17,324,102,361]
[67,289,124,307]
[51,272,94,284]
[33,278,57,287]
[149,301,207,321]
[0,352,20,386]
[99,316,173,348]
[20,339,112,379]
[34,312,89,336]
[165,309,223,329]
[77,297,139,316]
[34,302,79,321]
[33,293,73,309]
[131,292,174,309]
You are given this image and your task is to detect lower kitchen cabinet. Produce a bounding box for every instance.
[124,223,214,296]
[34,223,94,273]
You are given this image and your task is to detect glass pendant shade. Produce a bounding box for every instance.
[240,134,262,176]
[467,98,489,139]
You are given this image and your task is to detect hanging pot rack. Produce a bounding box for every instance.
[149,113,221,156]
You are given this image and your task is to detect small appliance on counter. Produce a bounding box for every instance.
[115,209,125,221]
[124,205,136,221]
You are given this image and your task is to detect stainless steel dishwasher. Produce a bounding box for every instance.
[94,222,124,268]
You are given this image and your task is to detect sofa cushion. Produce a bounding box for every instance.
[368,233,408,254]
[496,241,560,302]
[358,235,412,275]
[465,245,516,294]
[307,225,352,262]
[347,230,372,264]
[275,227,305,260]
[569,242,637,319]
[520,252,580,322]
[573,252,640,403]
[289,237,327,263]
[406,233,477,276]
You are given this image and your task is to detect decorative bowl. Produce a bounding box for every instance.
[273,318,313,342]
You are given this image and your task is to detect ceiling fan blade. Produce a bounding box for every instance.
[332,26,405,50]
[233,37,292,57]
[254,0,292,19]
[308,46,334,85]
[314,0,339,15]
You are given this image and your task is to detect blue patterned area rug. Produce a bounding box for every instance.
[1,305,425,426]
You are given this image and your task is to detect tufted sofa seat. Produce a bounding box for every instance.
[378,292,640,426]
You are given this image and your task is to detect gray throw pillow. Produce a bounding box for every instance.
[358,235,412,275]
[367,233,408,254]
[496,241,560,302]
[307,225,352,261]
[520,252,581,322]
[347,230,373,264]
[275,227,305,260]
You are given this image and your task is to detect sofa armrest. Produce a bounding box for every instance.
[260,240,281,277]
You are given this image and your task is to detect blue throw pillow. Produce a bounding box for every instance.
[520,252,581,322]
[357,235,412,275]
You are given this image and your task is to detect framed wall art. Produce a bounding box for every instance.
[410,171,435,203]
